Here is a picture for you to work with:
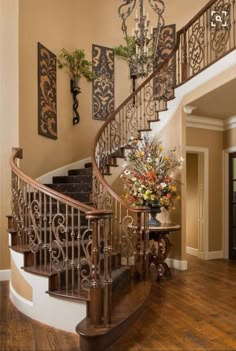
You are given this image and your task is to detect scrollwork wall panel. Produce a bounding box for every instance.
[92,44,115,121]
[38,42,57,139]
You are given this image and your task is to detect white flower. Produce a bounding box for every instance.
[124,170,130,175]
[146,157,152,163]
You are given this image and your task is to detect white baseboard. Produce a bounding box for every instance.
[36,157,91,184]
[186,246,199,257]
[166,258,188,270]
[207,250,224,260]
[0,269,10,281]
[187,249,224,260]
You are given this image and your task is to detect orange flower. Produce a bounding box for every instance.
[146,171,156,182]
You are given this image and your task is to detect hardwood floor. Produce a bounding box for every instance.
[0,281,79,351]
[1,256,236,351]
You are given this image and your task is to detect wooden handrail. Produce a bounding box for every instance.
[10,147,111,217]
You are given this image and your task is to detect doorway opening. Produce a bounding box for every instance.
[186,147,209,259]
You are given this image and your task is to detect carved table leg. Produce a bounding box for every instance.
[148,232,172,282]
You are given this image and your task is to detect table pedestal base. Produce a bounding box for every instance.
[148,232,172,282]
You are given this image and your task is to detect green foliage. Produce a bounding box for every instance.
[57,48,95,81]
[113,36,136,60]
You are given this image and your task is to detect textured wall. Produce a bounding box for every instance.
[0,0,19,270]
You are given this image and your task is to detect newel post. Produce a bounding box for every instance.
[86,210,112,327]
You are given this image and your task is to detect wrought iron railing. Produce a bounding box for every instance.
[176,0,235,85]
[91,0,236,275]
[10,148,112,325]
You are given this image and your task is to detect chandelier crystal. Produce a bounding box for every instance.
[118,0,165,78]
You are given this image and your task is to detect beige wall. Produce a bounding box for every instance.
[19,0,210,179]
[11,259,33,301]
[224,127,236,149]
[186,128,223,252]
[19,0,103,178]
[186,153,199,249]
[0,0,19,270]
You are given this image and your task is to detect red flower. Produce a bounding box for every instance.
[146,171,156,182]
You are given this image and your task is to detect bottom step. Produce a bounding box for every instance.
[76,280,151,351]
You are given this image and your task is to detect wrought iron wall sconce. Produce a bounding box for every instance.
[70,79,81,125]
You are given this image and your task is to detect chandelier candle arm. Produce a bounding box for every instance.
[118,0,165,78]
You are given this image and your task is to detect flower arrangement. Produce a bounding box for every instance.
[120,136,184,210]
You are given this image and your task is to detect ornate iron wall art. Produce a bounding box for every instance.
[38,42,57,139]
[153,24,176,101]
[92,44,114,121]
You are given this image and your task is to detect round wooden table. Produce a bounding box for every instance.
[147,223,180,282]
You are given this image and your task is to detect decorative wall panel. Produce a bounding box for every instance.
[154,24,176,100]
[38,42,57,139]
[92,44,114,121]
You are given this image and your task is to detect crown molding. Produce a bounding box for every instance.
[224,115,236,130]
[186,115,236,131]
[183,105,197,114]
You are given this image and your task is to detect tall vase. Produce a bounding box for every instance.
[149,206,161,227]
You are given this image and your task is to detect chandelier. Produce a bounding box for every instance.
[118,0,165,78]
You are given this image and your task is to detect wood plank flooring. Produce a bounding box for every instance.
[1,256,236,350]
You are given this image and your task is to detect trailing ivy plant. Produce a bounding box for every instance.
[57,48,95,81]
[113,36,136,62]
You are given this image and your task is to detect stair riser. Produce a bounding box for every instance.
[46,183,92,193]
[53,175,92,184]
[68,169,93,176]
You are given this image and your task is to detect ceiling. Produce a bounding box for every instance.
[188,78,236,120]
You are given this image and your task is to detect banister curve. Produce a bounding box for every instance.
[10,147,111,216]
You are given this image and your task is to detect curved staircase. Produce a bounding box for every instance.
[8,0,236,350]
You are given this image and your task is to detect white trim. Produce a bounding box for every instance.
[186,147,209,259]
[0,269,10,281]
[186,115,224,131]
[224,116,236,130]
[186,115,236,132]
[223,146,236,259]
[184,105,197,115]
[166,258,188,270]
[206,251,224,260]
[36,157,91,184]
[186,246,199,257]
[197,250,224,260]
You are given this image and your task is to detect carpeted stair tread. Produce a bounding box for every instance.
[52,174,92,184]
[45,183,92,193]
[68,168,93,176]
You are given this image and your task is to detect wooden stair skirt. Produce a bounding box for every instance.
[77,280,151,351]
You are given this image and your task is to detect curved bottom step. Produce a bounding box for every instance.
[76,280,151,351]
